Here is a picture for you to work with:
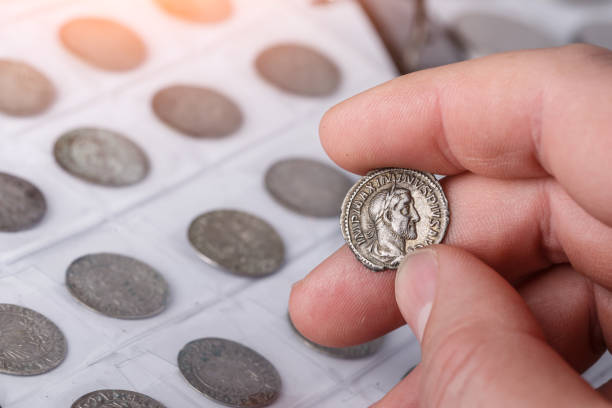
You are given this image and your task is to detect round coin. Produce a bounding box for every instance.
[71,389,166,408]
[265,158,353,217]
[255,43,341,97]
[0,304,67,376]
[0,172,47,233]
[341,168,449,271]
[575,22,612,50]
[54,127,150,187]
[188,210,285,277]
[66,253,169,319]
[59,17,147,71]
[154,0,233,23]
[288,313,383,359]
[152,85,243,139]
[178,337,281,408]
[0,59,55,117]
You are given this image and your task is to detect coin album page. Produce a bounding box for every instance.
[1,0,612,407]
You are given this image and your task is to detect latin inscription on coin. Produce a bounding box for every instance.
[66,253,169,319]
[265,158,353,217]
[178,338,281,408]
[0,172,47,233]
[0,59,55,117]
[152,85,243,138]
[255,43,341,97]
[54,127,150,187]
[154,0,233,23]
[59,18,147,71]
[71,389,167,408]
[188,210,285,277]
[0,304,67,376]
[341,168,449,271]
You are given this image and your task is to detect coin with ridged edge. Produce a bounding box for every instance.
[0,59,55,117]
[341,168,449,271]
[188,210,285,277]
[66,253,169,319]
[0,172,47,233]
[71,389,167,408]
[0,304,67,376]
[178,337,281,408]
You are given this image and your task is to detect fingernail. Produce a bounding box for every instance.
[397,249,438,341]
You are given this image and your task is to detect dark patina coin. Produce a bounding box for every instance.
[0,304,67,376]
[66,253,169,319]
[54,127,150,187]
[152,85,243,138]
[154,0,233,23]
[265,158,353,217]
[188,210,285,277]
[59,17,147,71]
[178,337,281,408]
[71,389,167,408]
[255,43,341,97]
[0,172,46,233]
[0,59,55,117]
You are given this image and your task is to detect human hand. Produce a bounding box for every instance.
[289,44,612,407]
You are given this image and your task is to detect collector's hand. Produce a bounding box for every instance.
[289,44,612,407]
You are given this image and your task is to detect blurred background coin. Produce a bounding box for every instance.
[0,173,46,233]
[0,60,55,117]
[71,390,167,408]
[154,0,233,23]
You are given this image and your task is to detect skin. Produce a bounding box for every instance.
[288,44,612,407]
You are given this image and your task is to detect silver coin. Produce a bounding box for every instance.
[0,304,67,376]
[54,127,150,187]
[178,337,281,408]
[265,158,353,218]
[59,18,147,71]
[0,172,46,233]
[0,59,55,117]
[71,389,166,408]
[66,253,169,320]
[255,43,341,97]
[575,22,612,50]
[152,85,243,139]
[341,168,449,271]
[288,314,383,359]
[188,210,285,277]
[154,0,233,23]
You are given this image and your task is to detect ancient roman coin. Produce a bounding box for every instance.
[341,168,449,271]
[152,85,243,139]
[255,43,341,97]
[288,314,383,359]
[575,22,612,50]
[178,337,281,408]
[154,0,233,23]
[0,304,67,376]
[265,158,353,218]
[71,389,166,408]
[0,59,55,117]
[0,172,46,233]
[54,127,150,187]
[59,18,147,71]
[65,253,169,319]
[188,210,285,277]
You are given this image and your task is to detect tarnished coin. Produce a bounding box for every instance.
[152,85,243,139]
[255,43,341,97]
[575,22,612,50]
[341,168,449,271]
[288,314,383,359]
[54,127,150,187]
[66,253,169,319]
[59,18,147,71]
[0,172,46,233]
[265,158,353,218]
[178,337,281,408]
[71,389,167,408]
[0,304,67,376]
[188,210,285,277]
[154,0,233,23]
[0,59,55,117]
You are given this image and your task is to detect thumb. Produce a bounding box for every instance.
[394,245,606,408]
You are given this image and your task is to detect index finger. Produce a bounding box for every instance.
[320,44,612,226]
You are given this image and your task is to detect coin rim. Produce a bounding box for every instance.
[70,389,167,408]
